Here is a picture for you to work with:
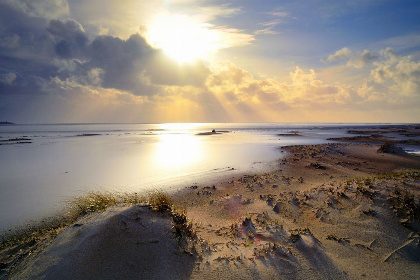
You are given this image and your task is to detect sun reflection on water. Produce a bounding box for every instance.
[156,123,203,132]
[153,133,202,170]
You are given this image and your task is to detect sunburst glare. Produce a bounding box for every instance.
[146,13,220,63]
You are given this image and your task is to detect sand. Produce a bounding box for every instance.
[11,205,195,280]
[3,142,420,279]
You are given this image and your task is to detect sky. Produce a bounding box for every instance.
[0,0,419,123]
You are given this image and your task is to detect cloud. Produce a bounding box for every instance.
[327,47,378,68]
[87,68,103,86]
[68,0,160,38]
[84,33,210,94]
[197,4,241,20]
[160,61,403,122]
[214,27,255,48]
[68,1,245,42]
[4,0,69,19]
[85,34,148,92]
[0,72,17,85]
[327,47,352,62]
[259,19,284,27]
[266,7,293,20]
[370,47,420,96]
[0,3,212,102]
[205,62,358,110]
[268,11,290,17]
[347,50,378,68]
[254,27,280,35]
[1,1,418,123]
[140,59,419,122]
[0,34,20,49]
[0,70,48,96]
[0,4,71,96]
[255,8,292,35]
[0,3,52,57]
[47,19,89,58]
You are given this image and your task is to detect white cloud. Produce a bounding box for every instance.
[327,47,352,62]
[205,62,366,109]
[327,47,378,68]
[196,4,242,21]
[268,11,290,17]
[255,19,282,35]
[370,48,420,96]
[347,50,378,68]
[254,28,280,35]
[255,8,292,36]
[259,19,283,27]
[213,26,255,48]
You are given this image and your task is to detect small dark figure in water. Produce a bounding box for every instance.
[212,129,216,133]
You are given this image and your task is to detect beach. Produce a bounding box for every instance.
[1,125,420,279]
[0,122,386,233]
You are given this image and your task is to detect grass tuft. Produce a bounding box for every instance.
[68,192,146,219]
[148,191,172,212]
[69,192,118,218]
[388,188,420,222]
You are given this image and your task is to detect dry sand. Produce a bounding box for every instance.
[3,142,420,279]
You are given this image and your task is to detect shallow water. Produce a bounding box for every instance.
[0,123,417,233]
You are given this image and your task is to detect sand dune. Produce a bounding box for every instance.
[14,205,195,280]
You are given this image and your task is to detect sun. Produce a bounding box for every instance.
[147,14,219,63]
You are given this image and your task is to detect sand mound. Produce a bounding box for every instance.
[377,142,407,155]
[14,205,195,280]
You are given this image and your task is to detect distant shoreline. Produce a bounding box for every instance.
[2,122,420,126]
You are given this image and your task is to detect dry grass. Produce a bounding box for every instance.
[148,191,172,212]
[1,190,177,248]
[346,171,420,185]
[69,192,118,218]
[2,192,146,247]
[344,171,420,226]
[388,188,420,222]
[68,191,146,219]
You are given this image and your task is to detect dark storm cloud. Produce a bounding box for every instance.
[84,34,210,93]
[0,2,210,100]
[46,19,88,59]
[0,4,52,56]
[0,55,57,96]
[85,34,154,93]
[0,3,58,96]
[3,0,69,19]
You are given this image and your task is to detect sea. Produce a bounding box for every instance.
[0,123,418,233]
